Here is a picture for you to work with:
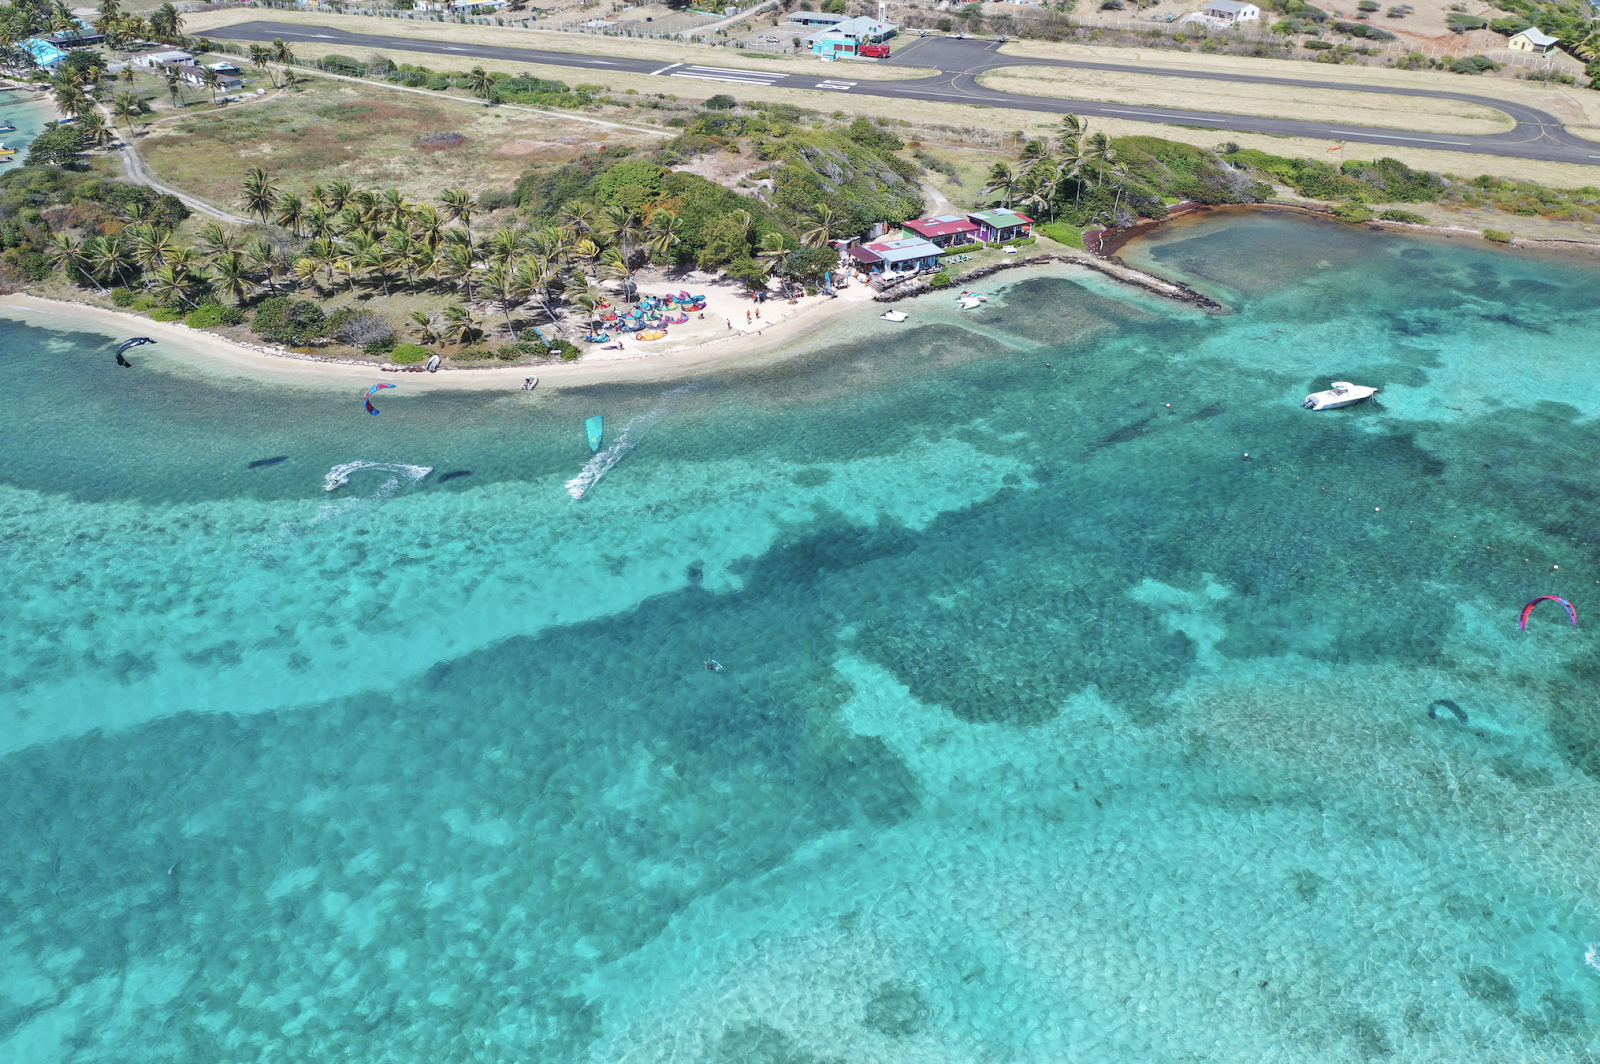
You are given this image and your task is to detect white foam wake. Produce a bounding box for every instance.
[1585,942,1600,977]
[324,461,434,492]
[565,384,698,501]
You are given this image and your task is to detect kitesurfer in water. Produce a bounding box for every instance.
[704,659,724,672]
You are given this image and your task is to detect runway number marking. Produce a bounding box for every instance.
[815,80,856,91]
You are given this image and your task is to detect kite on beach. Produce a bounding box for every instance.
[1520,595,1577,630]
[364,382,395,416]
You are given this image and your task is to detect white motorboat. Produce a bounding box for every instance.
[880,310,907,322]
[958,297,984,310]
[1302,381,1377,411]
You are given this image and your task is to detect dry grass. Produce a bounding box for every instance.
[978,64,1513,135]
[183,9,938,81]
[996,38,1600,131]
[136,79,658,208]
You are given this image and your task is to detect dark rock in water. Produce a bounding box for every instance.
[863,981,928,1038]
[1400,247,1434,261]
[1491,755,1554,789]
[1460,966,1518,1017]
[415,131,466,150]
[1094,415,1156,450]
[436,470,473,482]
[1428,699,1468,725]
[716,1023,838,1064]
[247,456,289,469]
[1190,403,1226,421]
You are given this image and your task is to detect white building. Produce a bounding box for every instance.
[1507,27,1559,53]
[1200,0,1260,21]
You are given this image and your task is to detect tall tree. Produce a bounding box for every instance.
[241,166,277,224]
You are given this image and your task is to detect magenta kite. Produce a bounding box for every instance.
[1520,595,1577,630]
[364,382,396,416]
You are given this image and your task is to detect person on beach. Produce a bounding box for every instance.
[746,310,751,324]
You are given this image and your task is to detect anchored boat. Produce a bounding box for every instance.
[1302,381,1377,411]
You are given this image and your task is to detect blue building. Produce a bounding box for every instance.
[20,37,68,70]
[804,16,897,56]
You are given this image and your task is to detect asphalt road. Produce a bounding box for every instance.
[211,21,1600,167]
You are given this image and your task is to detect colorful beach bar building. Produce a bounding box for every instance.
[804,17,898,56]
[901,214,981,248]
[847,236,944,276]
[967,209,1034,242]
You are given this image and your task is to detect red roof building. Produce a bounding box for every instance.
[902,214,981,247]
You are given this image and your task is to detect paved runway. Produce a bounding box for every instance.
[211,21,1600,167]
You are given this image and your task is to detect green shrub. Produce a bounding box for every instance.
[363,335,397,354]
[552,338,581,361]
[131,294,159,311]
[390,342,432,364]
[494,344,525,361]
[252,296,327,344]
[1037,221,1086,249]
[149,307,182,322]
[457,345,493,360]
[1378,208,1428,224]
[1482,228,1513,243]
[929,272,952,288]
[184,304,231,329]
[1304,39,1334,49]
[110,287,135,306]
[940,241,983,254]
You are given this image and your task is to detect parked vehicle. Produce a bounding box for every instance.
[859,43,891,57]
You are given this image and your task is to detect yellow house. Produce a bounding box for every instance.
[1507,27,1559,53]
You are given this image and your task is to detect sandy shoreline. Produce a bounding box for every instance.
[0,282,887,391]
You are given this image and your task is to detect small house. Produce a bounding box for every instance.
[902,214,981,247]
[174,63,243,90]
[849,236,943,275]
[786,10,851,26]
[1200,0,1260,21]
[1507,27,1559,53]
[19,37,67,69]
[450,0,509,11]
[805,16,897,56]
[132,48,194,68]
[967,209,1033,243]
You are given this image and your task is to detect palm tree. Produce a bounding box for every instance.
[800,203,837,249]
[1086,131,1113,187]
[440,187,475,243]
[211,250,253,305]
[558,199,596,237]
[408,309,441,345]
[292,255,321,294]
[757,231,790,294]
[441,302,483,345]
[599,246,632,305]
[1058,112,1085,145]
[248,44,274,87]
[1019,138,1051,172]
[150,261,197,307]
[149,2,182,39]
[274,191,305,236]
[326,180,353,213]
[600,203,644,266]
[437,241,476,300]
[462,66,495,99]
[485,228,521,270]
[246,238,283,295]
[269,38,294,88]
[304,204,333,241]
[982,162,1017,208]
[647,209,683,264]
[241,167,277,224]
[1058,135,1088,212]
[131,227,177,272]
[306,236,341,288]
[411,204,446,251]
[77,111,110,148]
[48,234,105,290]
[119,65,135,89]
[200,66,219,106]
[51,80,87,118]
[196,222,241,260]
[162,68,183,109]
[86,232,136,289]
[480,261,520,338]
[111,91,140,135]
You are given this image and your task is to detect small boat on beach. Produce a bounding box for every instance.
[586,415,604,453]
[425,353,441,372]
[880,310,907,322]
[0,144,17,157]
[1302,381,1377,411]
[957,297,984,310]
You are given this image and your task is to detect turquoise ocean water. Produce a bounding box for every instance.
[4,209,1600,1061]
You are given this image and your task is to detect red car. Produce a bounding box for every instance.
[858,43,891,58]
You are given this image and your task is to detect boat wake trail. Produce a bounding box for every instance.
[324,461,434,493]
[565,384,699,501]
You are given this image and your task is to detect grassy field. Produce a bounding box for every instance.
[977,65,1515,135]
[135,78,660,208]
[994,38,1600,134]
